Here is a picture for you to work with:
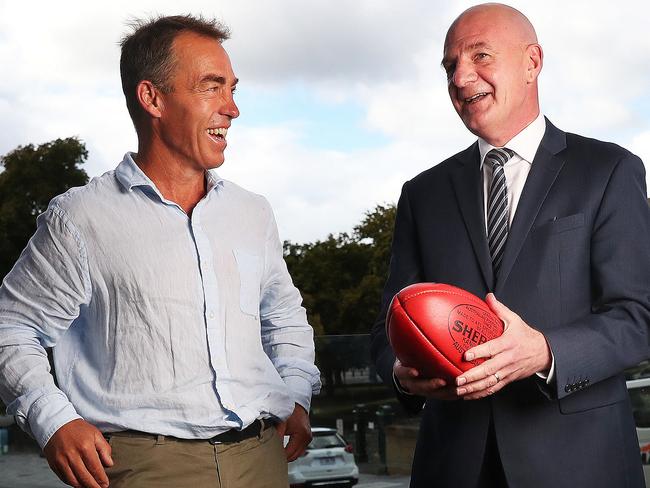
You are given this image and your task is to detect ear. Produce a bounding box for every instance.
[136,80,164,119]
[525,44,543,83]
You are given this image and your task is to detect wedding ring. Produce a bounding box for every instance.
[494,372,500,383]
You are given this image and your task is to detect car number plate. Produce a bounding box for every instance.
[319,456,336,465]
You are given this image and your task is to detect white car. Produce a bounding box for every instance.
[288,427,359,488]
[627,377,650,487]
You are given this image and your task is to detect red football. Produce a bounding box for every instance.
[387,283,503,381]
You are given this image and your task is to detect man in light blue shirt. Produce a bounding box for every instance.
[0,15,320,488]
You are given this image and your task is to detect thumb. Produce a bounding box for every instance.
[275,421,287,438]
[485,293,513,323]
[95,433,114,467]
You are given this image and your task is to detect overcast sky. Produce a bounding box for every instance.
[1,0,649,243]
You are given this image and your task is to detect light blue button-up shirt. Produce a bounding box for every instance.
[0,153,321,448]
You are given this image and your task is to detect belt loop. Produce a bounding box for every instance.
[155,434,166,445]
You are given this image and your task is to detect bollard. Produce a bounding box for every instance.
[352,403,368,463]
[380,404,394,425]
[375,404,395,472]
[0,428,8,455]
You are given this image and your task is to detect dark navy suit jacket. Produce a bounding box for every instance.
[371,120,650,487]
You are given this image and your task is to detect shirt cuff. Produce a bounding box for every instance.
[28,392,82,448]
[283,375,319,413]
[536,350,556,384]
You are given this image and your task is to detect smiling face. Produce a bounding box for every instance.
[155,32,239,170]
[442,5,542,146]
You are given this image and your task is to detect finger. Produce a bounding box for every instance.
[394,362,420,380]
[456,355,510,386]
[460,372,508,399]
[402,377,447,397]
[463,366,521,399]
[464,335,507,362]
[284,433,299,460]
[46,459,66,486]
[81,447,110,488]
[95,435,113,468]
[459,362,523,397]
[432,385,461,401]
[284,434,308,462]
[462,334,511,368]
[69,455,103,488]
[463,378,507,400]
[57,460,82,488]
[457,371,500,396]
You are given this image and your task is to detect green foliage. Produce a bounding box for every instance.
[0,138,89,280]
[285,204,396,394]
[285,203,396,336]
[353,203,396,279]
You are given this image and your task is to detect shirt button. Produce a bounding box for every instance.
[209,311,215,319]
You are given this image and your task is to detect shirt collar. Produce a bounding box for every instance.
[115,152,225,194]
[115,153,153,191]
[205,169,224,192]
[478,113,546,169]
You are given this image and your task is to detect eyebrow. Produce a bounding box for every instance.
[466,41,490,51]
[441,41,491,67]
[198,74,239,86]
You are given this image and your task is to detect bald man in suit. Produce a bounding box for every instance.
[371,4,650,487]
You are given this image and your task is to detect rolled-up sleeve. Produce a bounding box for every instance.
[258,202,321,412]
[0,205,89,447]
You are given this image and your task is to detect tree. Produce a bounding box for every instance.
[284,233,372,336]
[0,138,89,280]
[353,203,396,280]
[284,203,397,336]
[284,204,397,393]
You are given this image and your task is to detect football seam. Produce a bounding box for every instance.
[400,289,484,306]
[390,301,463,378]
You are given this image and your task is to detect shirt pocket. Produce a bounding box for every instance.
[233,249,262,318]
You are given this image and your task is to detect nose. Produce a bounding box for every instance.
[451,59,477,88]
[221,93,239,119]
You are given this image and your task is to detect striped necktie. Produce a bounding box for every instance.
[486,147,515,276]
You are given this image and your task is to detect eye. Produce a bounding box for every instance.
[475,52,490,61]
[444,64,456,80]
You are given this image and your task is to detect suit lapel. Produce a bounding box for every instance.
[495,120,567,293]
[451,143,494,290]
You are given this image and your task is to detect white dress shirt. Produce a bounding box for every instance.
[0,153,321,448]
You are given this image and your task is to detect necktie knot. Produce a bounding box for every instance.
[486,147,515,168]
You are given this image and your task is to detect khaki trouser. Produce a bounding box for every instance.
[105,425,288,488]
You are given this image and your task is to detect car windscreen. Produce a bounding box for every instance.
[308,433,346,450]
[626,361,650,380]
[629,385,650,428]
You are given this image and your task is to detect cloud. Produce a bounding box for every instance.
[1,0,650,243]
[630,131,650,178]
[220,0,448,86]
[219,124,441,242]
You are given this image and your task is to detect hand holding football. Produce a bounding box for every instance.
[387,283,503,381]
